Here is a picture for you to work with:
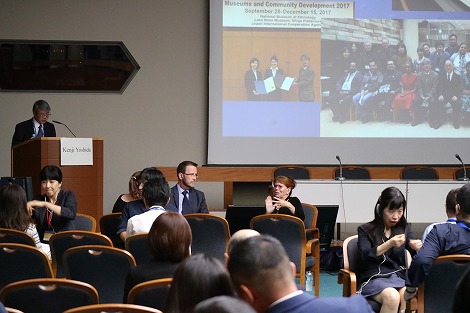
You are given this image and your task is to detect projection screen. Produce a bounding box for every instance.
[208,0,470,165]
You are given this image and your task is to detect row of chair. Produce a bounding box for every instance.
[274,165,467,180]
[0,276,164,313]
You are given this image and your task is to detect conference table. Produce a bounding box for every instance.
[292,180,467,224]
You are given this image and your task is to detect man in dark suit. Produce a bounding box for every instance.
[11,99,56,146]
[169,161,208,214]
[329,61,363,123]
[431,60,463,129]
[412,58,438,126]
[227,235,373,313]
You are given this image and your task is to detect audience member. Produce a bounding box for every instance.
[421,188,459,242]
[112,171,142,213]
[430,41,450,73]
[126,178,170,238]
[294,54,315,101]
[374,60,401,121]
[357,187,422,313]
[352,60,384,123]
[244,57,263,101]
[432,60,463,129]
[28,165,77,242]
[193,295,257,313]
[225,229,260,263]
[330,61,363,123]
[117,167,177,241]
[169,161,208,215]
[11,99,56,146]
[227,235,373,313]
[411,58,437,127]
[0,184,50,257]
[452,264,470,313]
[264,55,285,101]
[405,183,470,301]
[392,62,418,123]
[123,211,191,301]
[165,254,235,313]
[265,176,304,221]
[450,42,470,76]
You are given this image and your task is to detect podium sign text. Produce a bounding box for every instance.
[60,138,93,165]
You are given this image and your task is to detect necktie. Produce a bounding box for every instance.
[37,125,44,138]
[182,190,190,214]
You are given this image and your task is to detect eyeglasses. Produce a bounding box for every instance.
[184,173,199,178]
[37,111,51,117]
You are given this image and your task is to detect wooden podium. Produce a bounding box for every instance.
[11,137,104,223]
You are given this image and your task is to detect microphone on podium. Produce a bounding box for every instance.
[52,120,77,137]
[335,155,345,181]
[455,154,469,181]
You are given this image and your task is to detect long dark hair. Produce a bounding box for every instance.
[0,184,33,231]
[165,254,235,313]
[363,186,407,245]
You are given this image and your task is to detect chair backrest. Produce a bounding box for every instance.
[64,245,136,304]
[0,228,36,247]
[333,166,371,180]
[454,167,467,180]
[418,255,470,313]
[301,203,318,230]
[99,213,123,248]
[184,214,230,263]
[74,213,97,232]
[250,214,307,286]
[400,166,439,180]
[0,243,53,291]
[301,203,318,241]
[125,233,153,265]
[63,304,162,313]
[342,235,359,273]
[0,278,98,313]
[273,166,311,179]
[49,230,113,277]
[127,278,172,311]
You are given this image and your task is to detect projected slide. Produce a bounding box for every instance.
[209,0,470,165]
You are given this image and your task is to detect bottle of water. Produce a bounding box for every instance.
[305,270,313,292]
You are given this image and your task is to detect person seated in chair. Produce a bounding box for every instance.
[265,176,304,221]
[405,184,470,301]
[430,60,462,129]
[357,187,422,313]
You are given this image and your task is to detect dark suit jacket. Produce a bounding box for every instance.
[267,292,373,313]
[12,118,56,146]
[244,69,263,100]
[32,190,77,241]
[437,71,462,102]
[169,185,208,215]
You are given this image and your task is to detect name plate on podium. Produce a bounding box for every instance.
[60,138,93,165]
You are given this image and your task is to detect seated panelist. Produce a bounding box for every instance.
[27,165,77,242]
[265,175,305,221]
